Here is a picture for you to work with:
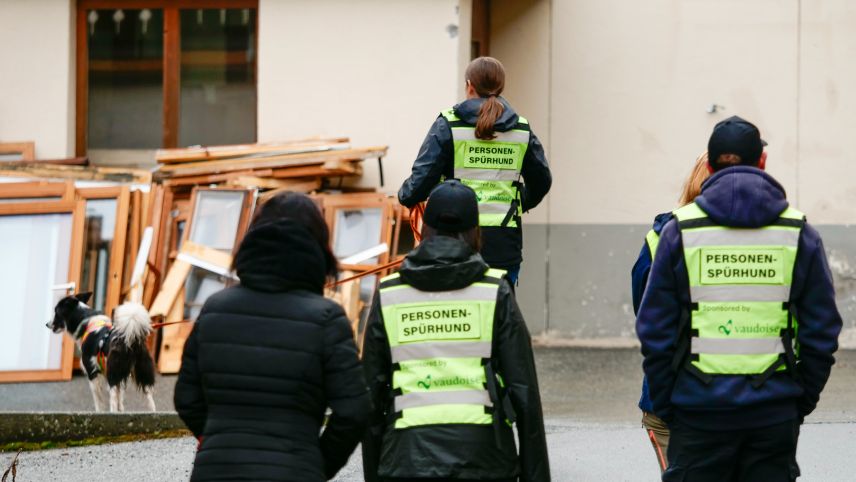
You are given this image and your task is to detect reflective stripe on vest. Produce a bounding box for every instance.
[645,229,660,259]
[673,202,804,375]
[441,108,529,228]
[378,268,505,429]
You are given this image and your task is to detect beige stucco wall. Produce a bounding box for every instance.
[547,0,802,224]
[798,1,856,224]
[489,0,856,227]
[490,0,552,224]
[0,0,75,159]
[257,0,467,193]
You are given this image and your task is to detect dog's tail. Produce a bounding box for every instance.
[112,302,152,347]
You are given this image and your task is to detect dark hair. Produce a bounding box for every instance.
[420,224,482,252]
[466,57,506,140]
[244,192,338,279]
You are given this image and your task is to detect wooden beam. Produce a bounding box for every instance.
[0,164,151,183]
[163,8,180,148]
[149,239,234,317]
[271,162,363,179]
[149,258,191,318]
[257,180,323,203]
[233,176,320,191]
[157,137,350,163]
[157,146,387,177]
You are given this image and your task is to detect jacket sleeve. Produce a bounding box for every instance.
[398,116,454,208]
[360,291,391,482]
[494,282,551,482]
[520,131,552,212]
[792,226,842,420]
[319,304,371,480]
[636,219,684,423]
[174,323,207,437]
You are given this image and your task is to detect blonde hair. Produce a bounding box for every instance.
[678,152,711,206]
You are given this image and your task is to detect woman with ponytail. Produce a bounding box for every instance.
[398,56,552,283]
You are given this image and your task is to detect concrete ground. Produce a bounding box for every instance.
[2,348,855,481]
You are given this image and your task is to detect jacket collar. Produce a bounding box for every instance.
[399,236,489,292]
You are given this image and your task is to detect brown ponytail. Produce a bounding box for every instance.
[466,57,506,140]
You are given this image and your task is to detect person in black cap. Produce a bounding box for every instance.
[361,179,550,482]
[636,116,841,481]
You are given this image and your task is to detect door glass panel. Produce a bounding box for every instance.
[333,208,383,264]
[87,8,164,149]
[179,8,256,146]
[0,213,72,371]
[80,199,118,312]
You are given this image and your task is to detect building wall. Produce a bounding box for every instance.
[0,0,75,159]
[492,0,856,345]
[257,0,466,192]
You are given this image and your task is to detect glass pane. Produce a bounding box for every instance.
[179,8,256,146]
[0,213,71,371]
[333,208,383,264]
[188,190,245,252]
[88,8,164,149]
[184,268,227,321]
[80,199,118,312]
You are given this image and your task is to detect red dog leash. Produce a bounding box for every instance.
[149,258,404,330]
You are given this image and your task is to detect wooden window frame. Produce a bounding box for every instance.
[0,142,36,162]
[75,0,260,156]
[182,186,255,254]
[77,186,131,316]
[322,193,396,272]
[0,180,75,201]
[0,200,85,383]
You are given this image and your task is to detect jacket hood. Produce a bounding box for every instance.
[695,166,790,228]
[399,236,489,291]
[234,219,327,294]
[453,97,520,132]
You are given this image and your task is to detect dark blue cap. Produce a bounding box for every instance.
[708,115,767,170]
[423,180,479,232]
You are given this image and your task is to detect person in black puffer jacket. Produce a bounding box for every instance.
[174,192,371,481]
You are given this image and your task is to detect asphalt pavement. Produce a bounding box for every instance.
[2,348,855,481]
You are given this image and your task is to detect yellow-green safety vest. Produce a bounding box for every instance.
[441,108,530,228]
[378,268,505,429]
[671,202,804,378]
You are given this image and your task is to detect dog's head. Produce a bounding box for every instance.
[47,292,93,334]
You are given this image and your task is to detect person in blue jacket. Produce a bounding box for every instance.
[632,153,709,473]
[636,116,842,482]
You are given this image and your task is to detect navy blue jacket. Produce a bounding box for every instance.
[632,212,672,413]
[398,97,552,269]
[636,166,841,431]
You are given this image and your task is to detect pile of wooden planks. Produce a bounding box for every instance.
[154,137,386,188]
[0,136,405,380]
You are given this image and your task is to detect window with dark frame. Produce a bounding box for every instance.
[76,1,258,156]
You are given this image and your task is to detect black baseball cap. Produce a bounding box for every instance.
[707,115,767,171]
[423,180,479,233]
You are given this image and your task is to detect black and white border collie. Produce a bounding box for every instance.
[48,292,157,412]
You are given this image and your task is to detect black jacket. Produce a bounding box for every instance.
[398,98,552,269]
[174,219,371,481]
[361,236,551,482]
